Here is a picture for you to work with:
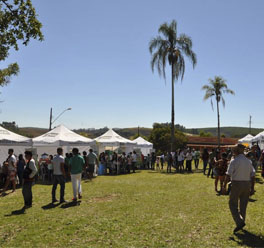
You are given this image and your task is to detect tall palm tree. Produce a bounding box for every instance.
[149,20,196,151]
[202,76,235,148]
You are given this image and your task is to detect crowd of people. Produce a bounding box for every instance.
[0,148,98,207]
[0,144,263,233]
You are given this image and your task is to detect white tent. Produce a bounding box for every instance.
[238,134,254,144]
[0,126,32,163]
[95,129,136,154]
[32,124,95,157]
[133,136,153,155]
[252,131,264,150]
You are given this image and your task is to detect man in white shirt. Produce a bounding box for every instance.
[22,151,37,208]
[224,144,255,233]
[185,149,193,172]
[132,151,137,173]
[87,149,98,180]
[52,148,66,203]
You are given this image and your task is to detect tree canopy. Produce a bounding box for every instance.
[149,123,187,154]
[0,0,43,85]
[202,76,235,109]
[149,20,197,81]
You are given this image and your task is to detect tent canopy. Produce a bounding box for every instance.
[238,134,254,144]
[252,131,264,143]
[0,126,32,144]
[95,129,136,146]
[133,136,153,147]
[32,124,95,146]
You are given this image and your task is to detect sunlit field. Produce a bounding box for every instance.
[1,166,264,248]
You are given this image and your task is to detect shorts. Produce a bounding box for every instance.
[8,170,16,181]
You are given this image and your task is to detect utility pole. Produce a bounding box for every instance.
[49,108,52,130]
[138,126,140,137]
[249,115,252,134]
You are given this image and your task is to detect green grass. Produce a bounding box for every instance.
[1,167,264,247]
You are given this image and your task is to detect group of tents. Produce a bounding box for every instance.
[0,125,153,163]
[238,132,264,150]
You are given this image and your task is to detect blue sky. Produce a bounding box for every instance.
[1,0,264,129]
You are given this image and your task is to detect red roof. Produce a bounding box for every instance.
[187,136,238,146]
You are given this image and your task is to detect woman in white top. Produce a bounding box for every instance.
[178,149,185,173]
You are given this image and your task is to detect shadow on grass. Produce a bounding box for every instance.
[60,201,81,209]
[229,230,264,247]
[96,171,142,177]
[4,207,26,216]
[148,170,198,176]
[248,198,257,203]
[0,192,12,197]
[255,177,263,185]
[42,202,61,210]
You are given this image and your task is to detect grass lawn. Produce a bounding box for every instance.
[1,167,264,247]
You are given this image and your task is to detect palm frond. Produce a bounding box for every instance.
[221,96,226,108]
[202,76,235,111]
[149,19,196,83]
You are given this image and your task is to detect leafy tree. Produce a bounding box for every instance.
[149,123,187,154]
[149,20,197,151]
[199,130,212,137]
[202,76,235,148]
[0,0,43,86]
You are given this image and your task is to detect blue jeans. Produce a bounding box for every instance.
[203,160,208,174]
[52,175,65,202]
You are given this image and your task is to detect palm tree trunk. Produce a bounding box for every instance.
[216,99,220,149]
[171,63,175,152]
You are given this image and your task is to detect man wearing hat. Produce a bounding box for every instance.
[22,151,37,208]
[224,144,255,233]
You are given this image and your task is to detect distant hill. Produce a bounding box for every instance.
[15,127,152,139]
[185,127,264,138]
[19,127,48,138]
[6,126,264,139]
[73,127,152,139]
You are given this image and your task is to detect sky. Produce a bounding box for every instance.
[1,0,264,130]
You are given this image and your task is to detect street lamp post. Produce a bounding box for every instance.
[49,107,72,130]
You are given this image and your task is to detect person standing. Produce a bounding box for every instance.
[150,152,156,170]
[216,152,228,194]
[82,151,88,179]
[194,149,200,170]
[223,144,255,233]
[69,148,85,201]
[22,151,37,208]
[87,149,98,179]
[202,148,209,175]
[47,155,53,183]
[178,149,185,173]
[51,148,66,204]
[160,154,165,170]
[16,154,26,187]
[132,151,137,173]
[167,152,173,173]
[2,149,17,194]
[207,149,215,178]
[185,149,193,172]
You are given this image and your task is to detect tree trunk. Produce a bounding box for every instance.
[171,63,175,152]
[216,98,220,149]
